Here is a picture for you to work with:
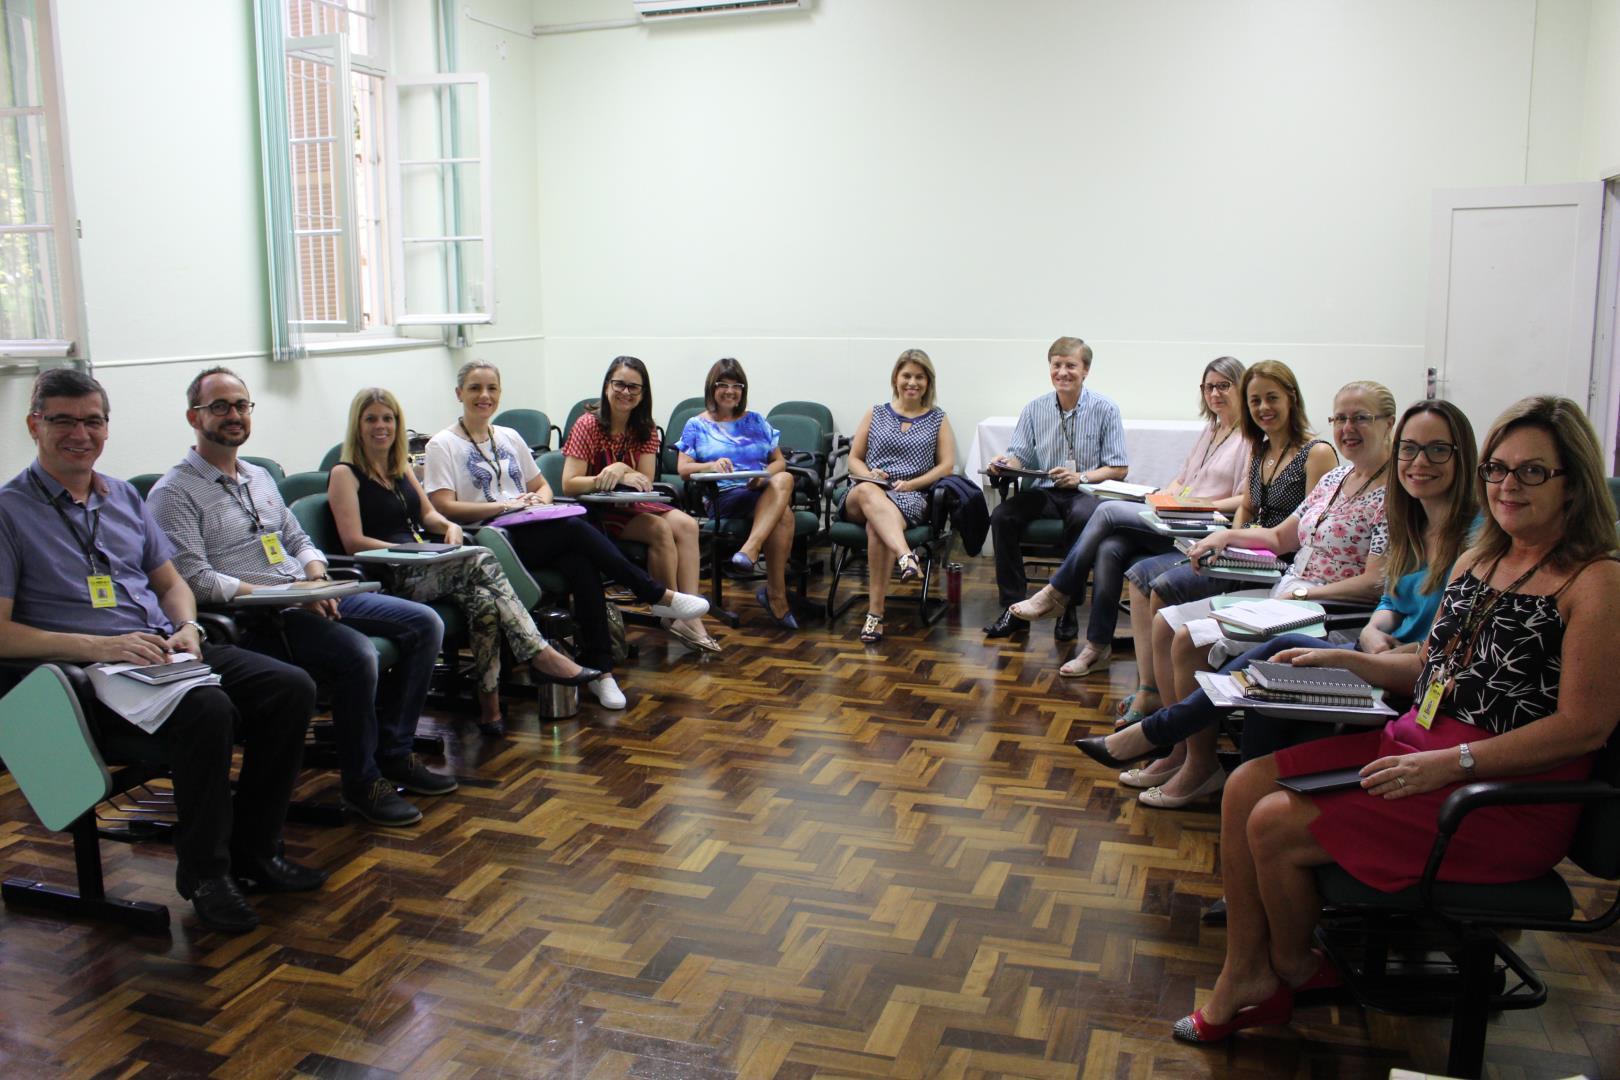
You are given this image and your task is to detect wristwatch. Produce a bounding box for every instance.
[1458,742,1476,778]
[1291,586,1310,600]
[181,619,206,638]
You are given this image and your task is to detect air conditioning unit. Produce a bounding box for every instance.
[633,0,808,23]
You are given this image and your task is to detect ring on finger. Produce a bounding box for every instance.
[1396,776,1406,788]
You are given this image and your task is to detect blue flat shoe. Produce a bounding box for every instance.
[730,550,755,572]
[755,585,799,630]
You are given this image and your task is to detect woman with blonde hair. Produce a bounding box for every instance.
[1166,395,1620,1046]
[329,387,601,737]
[840,349,958,643]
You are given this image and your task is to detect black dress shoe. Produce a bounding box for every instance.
[1201,897,1228,926]
[1054,607,1079,642]
[177,872,259,934]
[546,665,604,687]
[984,607,1030,638]
[1072,733,1171,771]
[231,849,329,894]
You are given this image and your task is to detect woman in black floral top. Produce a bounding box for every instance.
[1170,396,1620,1047]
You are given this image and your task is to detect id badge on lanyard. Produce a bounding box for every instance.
[1416,675,1445,730]
[88,574,116,608]
[260,531,286,565]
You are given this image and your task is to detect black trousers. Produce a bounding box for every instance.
[102,643,315,881]
[508,517,665,672]
[989,487,1101,607]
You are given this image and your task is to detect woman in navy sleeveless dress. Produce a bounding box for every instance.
[840,350,958,643]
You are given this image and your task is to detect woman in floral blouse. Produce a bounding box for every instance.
[1096,381,1395,808]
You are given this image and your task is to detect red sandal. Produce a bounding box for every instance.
[1172,983,1293,1044]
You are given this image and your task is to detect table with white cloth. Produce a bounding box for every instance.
[963,417,1207,493]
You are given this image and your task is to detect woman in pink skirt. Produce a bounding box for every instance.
[1174,395,1620,1045]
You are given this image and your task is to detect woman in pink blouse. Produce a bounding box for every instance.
[1012,357,1252,674]
[561,356,719,653]
[1120,380,1395,807]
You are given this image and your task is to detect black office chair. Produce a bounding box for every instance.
[824,475,955,628]
[1312,738,1620,1078]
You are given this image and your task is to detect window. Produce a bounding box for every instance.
[0,0,85,361]
[263,0,492,347]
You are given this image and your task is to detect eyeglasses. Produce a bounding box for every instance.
[714,381,745,392]
[608,380,644,395]
[1327,412,1387,427]
[35,412,107,433]
[1200,380,1233,394]
[198,399,255,416]
[1395,440,1457,464]
[1479,461,1568,486]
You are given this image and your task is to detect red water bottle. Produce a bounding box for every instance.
[946,562,963,605]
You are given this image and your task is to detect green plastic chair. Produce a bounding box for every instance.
[561,398,596,446]
[825,480,952,628]
[494,408,559,453]
[0,664,169,931]
[128,473,162,500]
[277,470,330,506]
[319,444,345,472]
[242,456,285,483]
[767,400,836,456]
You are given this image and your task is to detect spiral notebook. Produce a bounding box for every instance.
[1211,599,1325,635]
[1246,661,1377,700]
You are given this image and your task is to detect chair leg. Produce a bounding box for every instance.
[825,546,863,622]
[1446,937,1494,1079]
[917,550,949,626]
[1,812,169,933]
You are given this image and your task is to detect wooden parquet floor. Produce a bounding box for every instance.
[2,558,1618,1078]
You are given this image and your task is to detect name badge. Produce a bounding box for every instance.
[87,574,116,609]
[260,531,287,565]
[1181,485,1194,497]
[1416,679,1444,730]
[1063,459,1078,473]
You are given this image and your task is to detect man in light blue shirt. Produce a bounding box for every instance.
[985,337,1127,638]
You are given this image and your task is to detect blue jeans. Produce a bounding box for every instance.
[1048,499,1174,646]
[1139,633,1352,751]
[245,591,444,787]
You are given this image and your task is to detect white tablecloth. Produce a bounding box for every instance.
[964,416,1207,489]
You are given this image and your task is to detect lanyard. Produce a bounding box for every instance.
[1055,400,1077,464]
[30,468,104,574]
[392,477,424,542]
[459,418,504,476]
[1255,439,1295,523]
[1435,551,1557,678]
[219,474,267,533]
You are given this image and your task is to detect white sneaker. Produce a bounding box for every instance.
[649,591,709,621]
[587,674,627,710]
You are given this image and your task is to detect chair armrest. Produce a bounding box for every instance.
[195,610,242,645]
[1418,778,1620,922]
[651,481,679,500]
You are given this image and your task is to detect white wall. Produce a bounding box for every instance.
[1581,0,1620,180]
[532,0,1573,447]
[0,0,546,479]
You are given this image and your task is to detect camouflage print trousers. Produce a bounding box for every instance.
[390,549,546,694]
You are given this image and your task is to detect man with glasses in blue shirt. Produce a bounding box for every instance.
[0,368,323,935]
[150,367,453,830]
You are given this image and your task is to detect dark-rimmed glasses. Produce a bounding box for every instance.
[1395,440,1456,464]
[1479,461,1567,486]
[1199,380,1233,394]
[198,399,255,416]
[608,379,643,395]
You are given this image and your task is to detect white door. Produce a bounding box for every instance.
[1426,182,1604,437]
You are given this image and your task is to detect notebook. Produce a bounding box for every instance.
[1174,538,1285,572]
[1147,492,1216,514]
[118,658,213,686]
[487,503,588,528]
[1245,661,1377,701]
[1211,599,1328,636]
[1275,768,1368,796]
[1084,480,1157,501]
[385,542,463,554]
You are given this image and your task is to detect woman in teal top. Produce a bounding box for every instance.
[675,358,801,629]
[1077,399,1482,781]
